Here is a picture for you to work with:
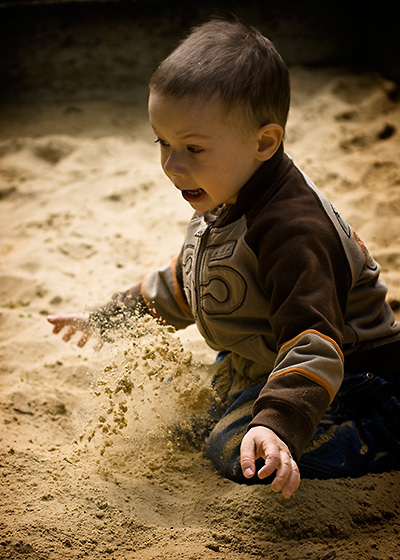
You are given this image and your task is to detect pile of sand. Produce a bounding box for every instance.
[1,66,400,559]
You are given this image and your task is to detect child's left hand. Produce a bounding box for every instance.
[240,426,300,498]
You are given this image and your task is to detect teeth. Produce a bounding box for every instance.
[187,189,203,195]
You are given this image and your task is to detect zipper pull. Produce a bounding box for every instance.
[195,226,210,238]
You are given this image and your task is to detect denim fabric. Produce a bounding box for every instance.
[205,355,400,483]
[205,380,269,484]
[299,371,400,479]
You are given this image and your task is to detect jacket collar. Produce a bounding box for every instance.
[213,142,290,226]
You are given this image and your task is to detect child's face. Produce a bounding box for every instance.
[148,91,264,212]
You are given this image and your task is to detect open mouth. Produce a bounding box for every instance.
[181,188,205,202]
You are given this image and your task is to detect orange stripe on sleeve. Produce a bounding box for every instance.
[278,329,344,363]
[271,367,336,403]
[171,257,193,316]
[140,277,165,322]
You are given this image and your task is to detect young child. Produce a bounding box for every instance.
[48,17,400,499]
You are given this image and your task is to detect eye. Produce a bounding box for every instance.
[154,137,169,147]
[187,145,204,154]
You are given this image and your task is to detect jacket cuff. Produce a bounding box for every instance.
[248,373,331,461]
[88,283,148,337]
[248,400,316,461]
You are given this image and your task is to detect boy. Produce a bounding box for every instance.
[48,17,400,499]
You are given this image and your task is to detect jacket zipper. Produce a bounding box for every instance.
[194,224,215,344]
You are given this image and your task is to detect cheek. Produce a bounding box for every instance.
[215,157,244,183]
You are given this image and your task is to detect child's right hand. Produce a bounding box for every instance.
[47,313,94,348]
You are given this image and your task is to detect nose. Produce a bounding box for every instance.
[163,150,186,178]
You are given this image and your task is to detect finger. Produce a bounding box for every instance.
[77,332,91,347]
[257,443,281,479]
[48,316,63,333]
[93,338,104,351]
[269,450,294,493]
[282,460,301,499]
[62,326,76,342]
[52,323,64,335]
[48,316,68,334]
[240,435,257,478]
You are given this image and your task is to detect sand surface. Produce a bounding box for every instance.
[1,67,400,559]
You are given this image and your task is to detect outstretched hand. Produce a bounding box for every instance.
[240,426,300,498]
[47,313,98,348]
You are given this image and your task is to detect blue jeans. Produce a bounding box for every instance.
[205,352,400,482]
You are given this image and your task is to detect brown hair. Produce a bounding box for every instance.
[149,17,290,129]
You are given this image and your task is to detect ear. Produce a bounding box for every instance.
[255,123,284,161]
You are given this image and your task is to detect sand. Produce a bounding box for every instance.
[1,65,400,559]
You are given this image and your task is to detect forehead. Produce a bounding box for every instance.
[148,91,233,135]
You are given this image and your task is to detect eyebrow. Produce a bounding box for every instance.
[179,131,210,140]
[151,124,210,142]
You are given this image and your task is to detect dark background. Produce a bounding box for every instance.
[1,0,399,103]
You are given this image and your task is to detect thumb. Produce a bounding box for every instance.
[240,433,256,478]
